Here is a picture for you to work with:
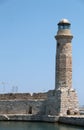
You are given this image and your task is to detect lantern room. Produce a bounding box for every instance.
[58,19,71,30]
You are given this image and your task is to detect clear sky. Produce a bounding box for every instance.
[0,0,84,105]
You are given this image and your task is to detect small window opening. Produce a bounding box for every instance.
[67,110,70,115]
[57,43,60,48]
[29,106,32,114]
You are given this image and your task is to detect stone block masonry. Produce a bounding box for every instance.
[0,99,45,115]
[55,24,73,90]
[0,93,47,100]
[57,88,79,115]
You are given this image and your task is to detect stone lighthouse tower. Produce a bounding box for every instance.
[55,19,73,90]
[54,19,79,115]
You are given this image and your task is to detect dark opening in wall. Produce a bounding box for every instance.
[67,109,70,115]
[29,106,32,114]
[57,42,60,48]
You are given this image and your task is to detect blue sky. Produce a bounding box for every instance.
[0,0,84,105]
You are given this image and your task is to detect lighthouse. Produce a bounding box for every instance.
[54,19,79,115]
[55,19,73,90]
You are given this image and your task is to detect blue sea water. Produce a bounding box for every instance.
[0,122,83,130]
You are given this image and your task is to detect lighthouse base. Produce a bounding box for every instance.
[54,88,79,116]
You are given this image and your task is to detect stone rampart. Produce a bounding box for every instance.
[0,100,46,115]
[0,92,47,100]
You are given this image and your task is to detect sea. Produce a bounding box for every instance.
[0,122,83,130]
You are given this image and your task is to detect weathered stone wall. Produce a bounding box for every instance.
[45,98,59,115]
[55,37,72,90]
[0,89,79,116]
[0,99,46,115]
[0,91,59,116]
[45,90,62,116]
[0,92,47,100]
[0,90,58,116]
[54,88,79,116]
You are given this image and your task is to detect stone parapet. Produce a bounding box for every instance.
[0,92,47,100]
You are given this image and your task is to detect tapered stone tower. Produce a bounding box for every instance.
[54,19,79,115]
[55,19,72,90]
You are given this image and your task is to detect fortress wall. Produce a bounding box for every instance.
[0,92,47,100]
[45,98,59,116]
[0,100,46,115]
[0,91,58,116]
[45,90,62,116]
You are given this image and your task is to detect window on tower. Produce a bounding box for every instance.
[58,24,70,30]
[57,42,60,48]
